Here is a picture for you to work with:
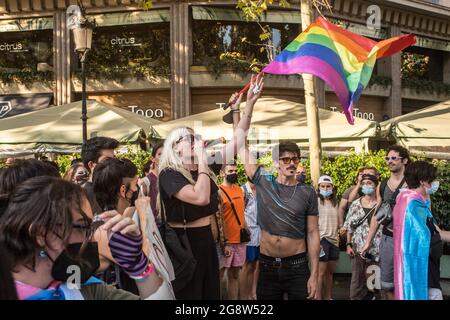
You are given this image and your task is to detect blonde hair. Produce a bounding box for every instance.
[157,126,220,214]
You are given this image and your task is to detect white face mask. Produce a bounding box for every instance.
[425,181,439,195]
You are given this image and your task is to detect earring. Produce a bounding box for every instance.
[38,249,47,258]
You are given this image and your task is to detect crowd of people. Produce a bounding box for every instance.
[0,74,449,300]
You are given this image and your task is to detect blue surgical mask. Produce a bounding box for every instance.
[425,181,439,195]
[320,190,333,197]
[361,185,375,195]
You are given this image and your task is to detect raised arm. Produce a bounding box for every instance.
[221,74,263,175]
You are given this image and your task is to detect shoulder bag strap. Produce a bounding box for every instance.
[353,203,378,230]
[390,177,406,203]
[220,186,242,227]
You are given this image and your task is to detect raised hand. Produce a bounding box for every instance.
[246,73,264,105]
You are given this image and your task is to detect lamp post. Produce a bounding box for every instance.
[71,7,94,144]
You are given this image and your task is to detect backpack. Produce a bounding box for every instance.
[376,178,406,227]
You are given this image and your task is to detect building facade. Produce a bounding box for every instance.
[1,0,450,122]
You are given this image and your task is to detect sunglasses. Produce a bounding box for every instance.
[175,133,203,146]
[279,156,301,165]
[385,156,403,162]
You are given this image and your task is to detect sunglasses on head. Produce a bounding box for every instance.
[385,156,403,162]
[279,156,300,165]
[73,215,105,251]
[175,134,200,146]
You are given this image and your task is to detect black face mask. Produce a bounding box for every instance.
[126,186,140,207]
[50,242,100,283]
[226,173,238,184]
[297,173,306,184]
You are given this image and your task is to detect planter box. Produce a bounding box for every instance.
[72,76,170,92]
[402,87,450,101]
[0,81,53,94]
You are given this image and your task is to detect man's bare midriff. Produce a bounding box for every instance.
[168,214,212,228]
[260,230,307,257]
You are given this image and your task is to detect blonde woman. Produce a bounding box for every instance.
[158,74,264,300]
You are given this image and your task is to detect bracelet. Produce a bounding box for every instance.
[232,109,240,113]
[131,263,156,282]
[198,172,210,178]
[346,243,353,247]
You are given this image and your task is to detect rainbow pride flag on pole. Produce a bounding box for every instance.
[263,17,416,124]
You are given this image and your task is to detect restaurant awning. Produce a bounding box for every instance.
[0,93,52,119]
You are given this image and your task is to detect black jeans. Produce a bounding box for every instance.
[257,253,310,300]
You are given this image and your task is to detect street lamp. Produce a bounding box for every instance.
[71,7,95,144]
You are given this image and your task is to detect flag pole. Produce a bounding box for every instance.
[300,0,322,188]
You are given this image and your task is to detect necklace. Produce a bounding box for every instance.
[275,179,298,203]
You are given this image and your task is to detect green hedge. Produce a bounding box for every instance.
[13,150,450,233]
[233,150,449,232]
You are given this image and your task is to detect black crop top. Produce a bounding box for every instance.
[158,154,222,223]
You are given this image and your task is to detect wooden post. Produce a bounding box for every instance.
[300,0,322,188]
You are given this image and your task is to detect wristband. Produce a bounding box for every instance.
[130,263,156,282]
[346,243,353,248]
[198,172,210,178]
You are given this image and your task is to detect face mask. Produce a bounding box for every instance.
[425,181,439,195]
[361,185,375,195]
[126,186,140,207]
[226,173,238,184]
[319,190,333,197]
[49,242,100,283]
[297,173,306,184]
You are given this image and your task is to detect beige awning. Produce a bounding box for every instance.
[152,97,378,152]
[379,99,450,153]
[0,100,162,156]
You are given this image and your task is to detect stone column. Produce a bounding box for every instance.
[381,25,402,119]
[170,1,191,119]
[53,10,72,106]
[443,52,450,84]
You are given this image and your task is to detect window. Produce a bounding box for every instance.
[192,20,299,76]
[0,18,53,84]
[73,11,170,82]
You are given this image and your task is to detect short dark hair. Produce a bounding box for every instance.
[81,137,119,173]
[92,158,138,211]
[404,161,438,189]
[272,141,300,161]
[143,158,153,176]
[0,176,91,269]
[151,142,164,158]
[387,145,410,165]
[0,159,60,197]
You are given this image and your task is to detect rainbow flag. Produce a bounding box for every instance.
[263,17,416,124]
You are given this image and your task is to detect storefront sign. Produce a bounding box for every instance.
[0,42,28,53]
[128,106,164,118]
[329,106,375,121]
[111,37,142,47]
[412,35,450,52]
[0,102,12,118]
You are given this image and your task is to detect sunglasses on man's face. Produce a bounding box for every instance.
[385,156,403,162]
[279,156,301,165]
